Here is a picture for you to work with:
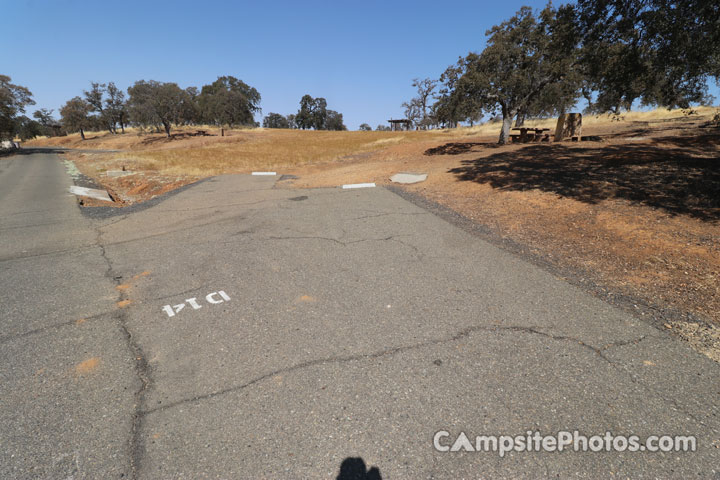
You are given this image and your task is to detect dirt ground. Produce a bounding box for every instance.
[32,112,720,361]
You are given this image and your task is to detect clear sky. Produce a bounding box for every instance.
[2,0,717,130]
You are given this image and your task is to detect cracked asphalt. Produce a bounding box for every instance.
[1,152,719,479]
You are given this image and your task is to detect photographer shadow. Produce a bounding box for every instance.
[336,457,382,480]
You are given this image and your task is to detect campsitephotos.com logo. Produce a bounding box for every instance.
[433,430,697,457]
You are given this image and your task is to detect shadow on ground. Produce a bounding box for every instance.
[336,457,382,480]
[425,142,499,155]
[140,130,216,145]
[446,133,720,220]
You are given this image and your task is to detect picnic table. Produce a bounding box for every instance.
[510,127,551,143]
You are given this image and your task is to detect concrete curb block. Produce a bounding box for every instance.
[341,183,376,189]
[69,185,113,202]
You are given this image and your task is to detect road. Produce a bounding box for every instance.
[1,152,719,479]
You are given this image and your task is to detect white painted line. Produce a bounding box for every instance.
[69,185,113,202]
[342,183,376,189]
[252,171,276,176]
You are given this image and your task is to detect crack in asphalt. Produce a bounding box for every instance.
[100,212,262,247]
[97,214,129,230]
[136,323,706,431]
[0,310,114,345]
[266,233,416,249]
[158,198,276,213]
[93,227,151,480]
[0,219,81,231]
[0,244,98,263]
[352,211,431,220]
[599,335,649,351]
[140,323,617,417]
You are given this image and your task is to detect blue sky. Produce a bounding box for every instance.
[2,0,717,130]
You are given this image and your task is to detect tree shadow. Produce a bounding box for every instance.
[336,457,382,480]
[448,133,720,221]
[139,130,215,145]
[425,142,498,156]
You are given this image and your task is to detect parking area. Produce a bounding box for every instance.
[1,154,719,478]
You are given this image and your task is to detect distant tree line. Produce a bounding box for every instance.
[61,76,261,138]
[1,73,352,141]
[262,94,346,131]
[402,0,720,143]
[0,75,263,141]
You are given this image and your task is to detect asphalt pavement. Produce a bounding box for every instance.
[1,152,719,479]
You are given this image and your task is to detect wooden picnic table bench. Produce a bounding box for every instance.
[511,127,551,143]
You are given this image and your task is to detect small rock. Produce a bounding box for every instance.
[390,172,428,184]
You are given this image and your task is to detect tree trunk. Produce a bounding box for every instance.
[515,111,526,127]
[498,112,514,145]
[80,128,85,140]
[120,122,125,134]
[163,122,171,138]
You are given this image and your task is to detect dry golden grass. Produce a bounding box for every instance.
[452,105,719,136]
[130,130,459,176]
[25,106,717,176]
[30,127,454,176]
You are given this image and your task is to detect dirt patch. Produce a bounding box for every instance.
[74,357,101,376]
[64,151,199,207]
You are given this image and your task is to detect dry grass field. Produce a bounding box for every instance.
[25,106,720,360]
[26,106,718,176]
[26,126,453,175]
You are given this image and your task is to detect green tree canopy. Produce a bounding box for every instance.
[295,95,346,130]
[105,82,128,133]
[32,108,55,127]
[296,95,327,130]
[16,116,42,141]
[263,112,289,129]
[358,123,372,131]
[127,80,193,137]
[83,82,114,133]
[450,5,581,143]
[198,76,261,127]
[60,97,92,137]
[434,58,484,128]
[325,110,346,131]
[574,0,720,112]
[0,75,35,141]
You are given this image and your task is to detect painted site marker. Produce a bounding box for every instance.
[341,183,376,189]
[252,172,276,176]
[162,290,231,318]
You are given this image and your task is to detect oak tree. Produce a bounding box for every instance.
[0,75,35,141]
